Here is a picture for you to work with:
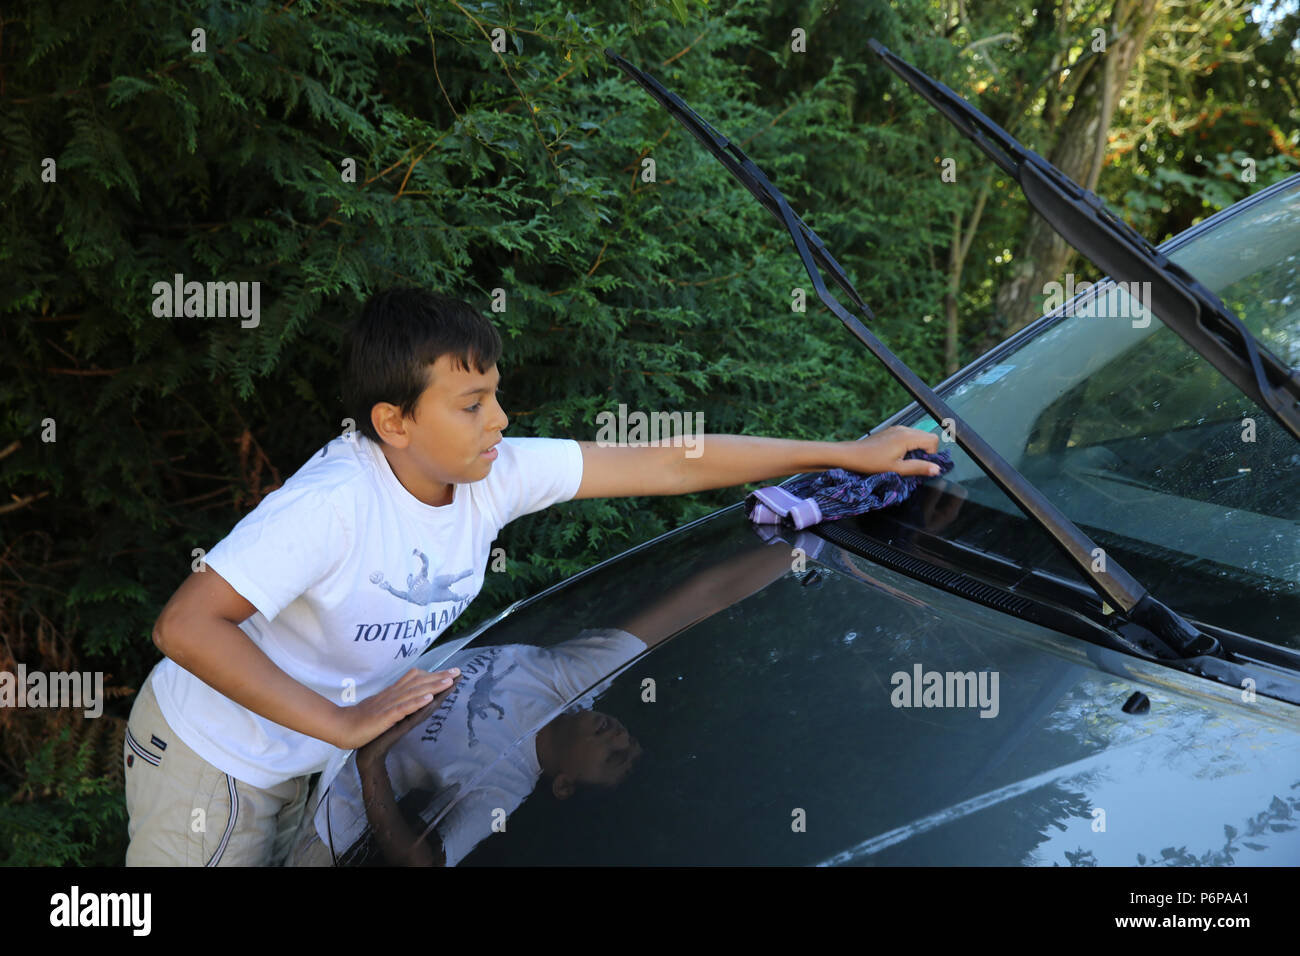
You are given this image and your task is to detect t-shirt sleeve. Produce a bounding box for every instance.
[475,436,584,529]
[203,483,350,622]
[536,628,648,703]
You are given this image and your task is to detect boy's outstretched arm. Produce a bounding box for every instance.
[153,569,459,750]
[574,426,939,499]
[614,538,797,650]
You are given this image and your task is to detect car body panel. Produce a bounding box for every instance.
[460,512,1300,866]
[302,507,1300,866]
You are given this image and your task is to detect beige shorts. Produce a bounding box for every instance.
[123,664,311,866]
[286,824,337,867]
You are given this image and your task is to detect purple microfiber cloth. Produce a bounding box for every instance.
[746,449,954,530]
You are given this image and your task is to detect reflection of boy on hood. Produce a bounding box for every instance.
[337,536,795,866]
[339,631,643,867]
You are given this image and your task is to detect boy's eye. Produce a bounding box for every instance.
[464,389,503,413]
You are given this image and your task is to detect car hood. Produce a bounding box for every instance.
[317,505,1300,866]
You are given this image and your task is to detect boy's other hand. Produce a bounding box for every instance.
[333,666,460,751]
[838,426,942,477]
[356,690,446,769]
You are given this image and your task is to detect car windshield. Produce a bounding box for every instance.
[897,176,1300,651]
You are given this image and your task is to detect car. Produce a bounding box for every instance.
[286,47,1300,868]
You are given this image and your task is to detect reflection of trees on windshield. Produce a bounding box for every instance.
[1024,328,1239,453]
[1194,203,1300,367]
[1223,267,1300,368]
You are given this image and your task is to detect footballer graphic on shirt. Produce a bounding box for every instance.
[369,548,474,606]
[464,653,517,746]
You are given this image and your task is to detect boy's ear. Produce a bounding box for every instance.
[371,402,410,448]
[550,773,576,801]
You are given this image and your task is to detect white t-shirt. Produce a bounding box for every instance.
[314,628,646,867]
[151,433,585,788]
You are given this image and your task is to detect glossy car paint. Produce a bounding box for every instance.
[437,513,1300,866]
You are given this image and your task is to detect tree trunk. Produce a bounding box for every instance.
[946,173,992,374]
[993,0,1159,339]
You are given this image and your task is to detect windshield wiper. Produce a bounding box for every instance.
[866,39,1300,444]
[604,48,1224,662]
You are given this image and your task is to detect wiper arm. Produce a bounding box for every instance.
[604,48,1223,661]
[866,39,1300,444]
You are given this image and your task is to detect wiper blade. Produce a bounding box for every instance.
[604,48,1223,661]
[866,39,1300,444]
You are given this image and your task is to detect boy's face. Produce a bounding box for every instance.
[373,354,508,501]
[550,710,642,798]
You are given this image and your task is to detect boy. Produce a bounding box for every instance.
[123,287,939,865]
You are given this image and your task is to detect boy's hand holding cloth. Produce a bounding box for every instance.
[747,442,954,530]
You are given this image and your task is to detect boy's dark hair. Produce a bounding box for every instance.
[343,288,503,444]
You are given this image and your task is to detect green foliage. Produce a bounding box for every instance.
[1103,1,1300,239]
[0,727,127,867]
[1124,150,1300,222]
